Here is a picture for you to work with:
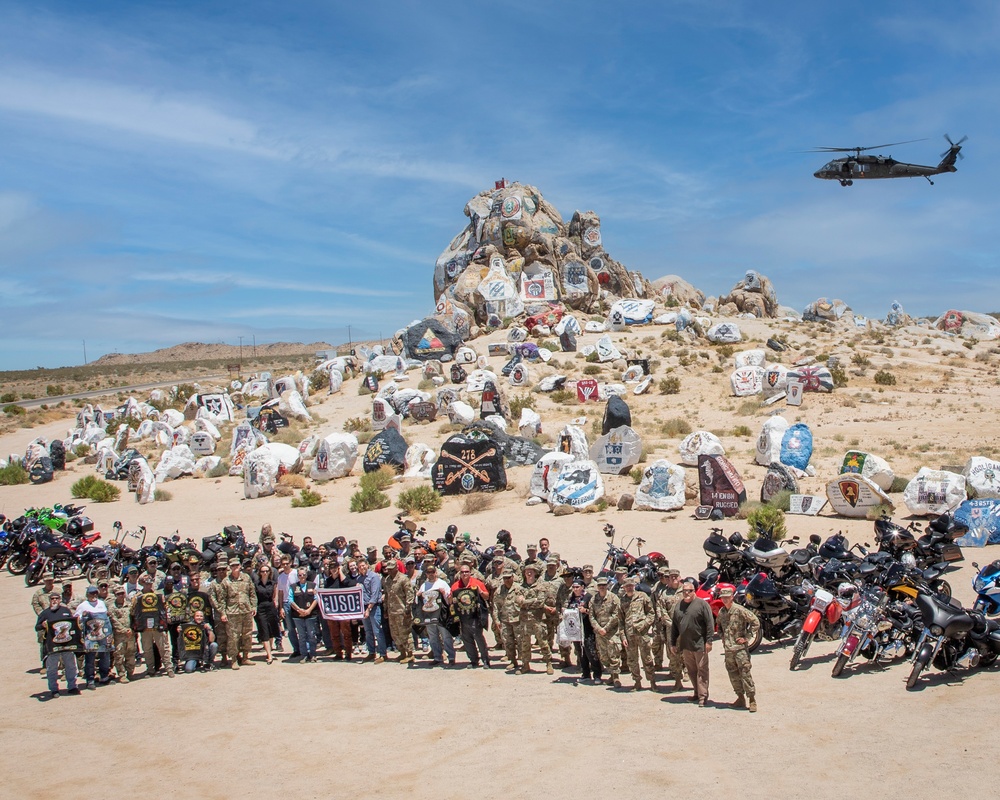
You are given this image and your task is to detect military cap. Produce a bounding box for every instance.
[215,559,229,570]
[113,585,126,594]
[624,577,638,587]
[667,569,681,578]
[718,586,734,597]
[657,566,671,577]
[492,553,506,563]
[595,576,609,585]
[502,570,515,578]
[97,579,110,588]
[127,566,138,574]
[138,573,153,584]
[48,590,61,598]
[146,556,158,564]
[523,563,541,574]
[384,560,399,570]
[404,556,416,564]
[366,545,378,553]
[188,555,201,565]
[459,553,475,564]
[582,564,594,572]
[526,543,538,550]
[422,554,435,563]
[62,580,73,587]
[614,566,627,575]
[547,553,560,562]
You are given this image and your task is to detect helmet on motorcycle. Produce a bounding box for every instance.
[837,582,858,601]
[496,530,512,546]
[728,533,745,547]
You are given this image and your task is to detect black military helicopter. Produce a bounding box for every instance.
[812,135,966,186]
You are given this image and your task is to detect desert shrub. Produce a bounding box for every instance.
[417,378,436,391]
[0,462,30,485]
[350,485,390,513]
[742,503,787,540]
[356,430,374,444]
[661,418,692,437]
[72,475,121,503]
[508,393,534,420]
[874,370,896,386]
[3,404,26,416]
[207,461,230,478]
[462,493,495,514]
[583,364,601,376]
[360,466,395,492]
[278,473,308,490]
[585,351,600,363]
[715,344,735,362]
[851,353,871,367]
[396,485,443,515]
[0,392,16,403]
[658,376,681,395]
[629,466,644,485]
[889,475,910,493]
[46,384,64,396]
[74,443,92,458]
[829,364,849,388]
[549,389,576,404]
[292,488,323,508]
[736,400,759,416]
[174,383,197,403]
[766,490,792,512]
[153,489,173,501]
[310,370,330,391]
[732,425,753,437]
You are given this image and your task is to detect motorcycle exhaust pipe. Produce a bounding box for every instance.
[955,648,981,670]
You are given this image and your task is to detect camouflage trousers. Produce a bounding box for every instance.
[139,629,174,676]
[227,612,254,661]
[214,616,229,660]
[388,612,413,660]
[113,632,137,678]
[595,632,621,675]
[651,621,685,678]
[499,620,519,665]
[516,614,551,668]
[724,648,755,697]
[624,631,656,682]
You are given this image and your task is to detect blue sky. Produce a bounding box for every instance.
[1,1,996,369]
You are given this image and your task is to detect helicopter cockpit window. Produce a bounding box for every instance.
[822,162,837,172]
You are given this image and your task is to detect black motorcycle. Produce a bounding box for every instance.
[906,589,1000,689]
[874,513,964,597]
[739,572,811,649]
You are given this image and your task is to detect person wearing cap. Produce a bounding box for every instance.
[61,580,80,613]
[651,568,685,690]
[515,562,553,675]
[621,578,657,691]
[520,544,542,582]
[495,570,524,671]
[591,577,623,687]
[220,559,258,668]
[538,556,563,665]
[31,575,58,667]
[717,586,760,712]
[107,585,137,682]
[670,578,714,707]
[549,559,574,668]
[35,590,82,698]
[611,566,629,596]
[142,556,166,591]
[485,553,510,651]
[357,557,387,664]
[450,560,491,668]
[122,567,140,598]
[416,563,455,666]
[580,565,597,596]
[566,575,601,683]
[208,560,231,666]
[132,573,175,678]
[383,558,416,664]
[74,585,111,688]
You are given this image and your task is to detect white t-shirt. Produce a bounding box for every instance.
[417,578,451,623]
[73,599,108,619]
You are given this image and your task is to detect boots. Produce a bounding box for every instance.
[649,679,658,691]
[673,678,684,691]
[611,673,621,688]
[632,678,643,691]
[733,694,746,709]
[546,662,554,675]
[748,695,757,713]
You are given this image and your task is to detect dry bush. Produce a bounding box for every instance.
[278,473,308,489]
[463,493,495,514]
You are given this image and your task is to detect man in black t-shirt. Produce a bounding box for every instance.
[35,592,82,698]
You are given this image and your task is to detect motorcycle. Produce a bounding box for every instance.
[831,584,918,677]
[789,578,857,670]
[972,560,1000,616]
[740,571,811,650]
[703,529,754,585]
[597,524,664,592]
[874,513,964,596]
[6,519,43,575]
[87,521,146,583]
[24,527,103,586]
[906,589,1000,689]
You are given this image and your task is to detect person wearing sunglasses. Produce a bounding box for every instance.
[669,578,714,707]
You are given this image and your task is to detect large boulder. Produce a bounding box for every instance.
[933,310,1000,339]
[601,396,632,434]
[652,275,705,308]
[310,433,359,480]
[362,428,408,474]
[529,451,574,501]
[840,451,894,493]
[589,426,643,475]
[826,475,893,518]
[718,270,779,318]
[402,316,463,361]
[548,459,605,509]
[903,468,967,516]
[707,322,742,344]
[964,457,1000,499]
[698,454,747,517]
[803,298,850,323]
[755,416,789,466]
[679,431,725,467]
[432,433,507,494]
[634,460,686,511]
[779,423,813,472]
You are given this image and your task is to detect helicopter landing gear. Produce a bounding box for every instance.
[925,176,935,185]
[840,179,853,186]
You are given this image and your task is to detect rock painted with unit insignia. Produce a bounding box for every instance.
[634,460,686,511]
[903,468,967,516]
[826,474,892,518]
[840,450,894,493]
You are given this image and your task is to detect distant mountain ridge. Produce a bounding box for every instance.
[91,341,333,366]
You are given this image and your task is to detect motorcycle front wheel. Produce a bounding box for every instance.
[7,553,28,575]
[831,653,849,678]
[789,632,810,670]
[25,564,43,586]
[931,580,952,599]
[905,661,924,690]
[747,622,763,653]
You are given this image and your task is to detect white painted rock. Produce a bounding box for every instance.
[679,431,726,467]
[763,364,789,394]
[518,408,542,439]
[589,425,643,475]
[403,443,436,479]
[840,451,895,493]
[243,448,280,499]
[257,442,303,473]
[634,459,686,511]
[964,457,1000,499]
[731,366,764,396]
[529,451,574,501]
[903,468,967,516]
[707,322,742,343]
[826,474,893,518]
[189,431,216,456]
[755,416,789,466]
[557,425,590,460]
[549,459,605,509]
[310,433,358,480]
[448,401,476,425]
[584,320,607,333]
[595,335,622,362]
[734,349,766,368]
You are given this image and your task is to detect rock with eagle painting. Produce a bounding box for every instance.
[310,433,358,480]
[697,454,747,516]
[403,443,436,479]
[589,425,643,475]
[779,423,813,472]
[243,448,281,499]
[763,364,789,395]
[557,424,589,460]
[601,396,632,434]
[678,431,726,467]
[733,349,767,369]
[432,433,507,494]
[402,317,462,361]
[362,428,409,474]
[730,366,764,396]
[963,457,1000,499]
[840,451,895,493]
[953,499,1000,546]
[549,459,605,509]
[826,474,893,518]
[706,322,742,344]
[903,468,968,516]
[761,462,798,503]
[529,451,574,500]
[634,460,687,511]
[786,364,834,393]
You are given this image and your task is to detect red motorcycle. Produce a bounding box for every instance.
[789,579,858,670]
[24,527,103,586]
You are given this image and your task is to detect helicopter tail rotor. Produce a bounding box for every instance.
[942,134,967,160]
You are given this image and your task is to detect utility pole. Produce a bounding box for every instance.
[252,334,256,358]
[82,340,87,365]
[238,336,243,373]
[348,325,353,355]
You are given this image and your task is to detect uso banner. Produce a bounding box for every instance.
[317,586,365,621]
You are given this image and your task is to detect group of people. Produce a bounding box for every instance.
[29,526,760,711]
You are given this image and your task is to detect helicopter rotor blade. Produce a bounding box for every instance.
[807,138,928,154]
[942,134,968,159]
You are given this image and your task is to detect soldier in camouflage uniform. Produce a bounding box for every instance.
[542,554,569,665]
[485,553,515,649]
[383,559,416,664]
[220,560,257,668]
[132,573,175,678]
[32,576,56,666]
[717,586,760,712]
[107,585,136,682]
[495,571,524,670]
[590,577,623,687]
[516,564,553,674]
[208,561,231,665]
[620,578,657,691]
[651,567,685,688]
[520,544,543,582]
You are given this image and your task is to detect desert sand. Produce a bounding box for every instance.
[2,316,1000,799]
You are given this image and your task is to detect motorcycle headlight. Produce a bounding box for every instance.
[901,552,916,568]
[930,624,944,636]
[745,593,754,603]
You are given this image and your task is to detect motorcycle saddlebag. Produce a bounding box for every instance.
[940,543,964,563]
